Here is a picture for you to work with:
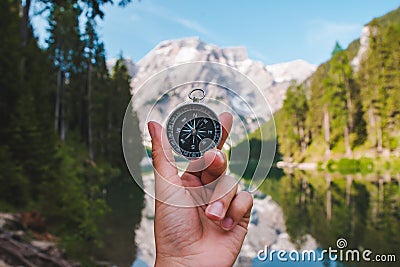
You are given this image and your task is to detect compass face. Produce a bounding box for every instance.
[166,103,222,159]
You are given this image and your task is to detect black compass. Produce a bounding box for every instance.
[166,89,222,159]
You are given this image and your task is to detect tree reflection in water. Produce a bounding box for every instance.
[259,170,399,267]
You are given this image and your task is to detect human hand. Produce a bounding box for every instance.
[147,112,253,267]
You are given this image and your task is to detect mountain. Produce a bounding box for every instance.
[131,37,315,110]
[267,59,317,83]
[112,37,316,142]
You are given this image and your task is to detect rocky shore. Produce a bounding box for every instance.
[0,213,79,267]
[133,173,317,267]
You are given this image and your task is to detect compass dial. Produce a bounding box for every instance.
[166,103,222,159]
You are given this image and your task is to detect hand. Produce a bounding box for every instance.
[147,112,253,267]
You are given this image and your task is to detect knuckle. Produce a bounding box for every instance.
[236,192,253,210]
[235,202,249,215]
[151,148,162,162]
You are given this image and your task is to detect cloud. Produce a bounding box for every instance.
[248,49,269,63]
[173,17,209,35]
[306,19,362,47]
[135,1,212,37]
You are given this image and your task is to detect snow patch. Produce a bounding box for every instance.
[174,47,199,63]
[267,59,317,83]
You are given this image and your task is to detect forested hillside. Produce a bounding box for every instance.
[276,7,400,161]
[0,0,142,263]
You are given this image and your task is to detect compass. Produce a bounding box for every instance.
[166,89,222,159]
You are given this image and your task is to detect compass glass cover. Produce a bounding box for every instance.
[166,103,222,159]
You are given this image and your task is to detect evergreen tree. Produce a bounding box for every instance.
[358,20,400,152]
[324,42,361,156]
[306,66,324,138]
[0,0,21,139]
[47,0,83,141]
[83,19,98,160]
[0,0,139,264]
[380,24,400,149]
[0,1,27,208]
[277,82,309,158]
[105,56,132,165]
[0,0,57,206]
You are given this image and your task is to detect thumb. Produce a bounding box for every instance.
[149,121,194,207]
[148,121,179,181]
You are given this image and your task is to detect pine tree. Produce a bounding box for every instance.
[1,0,57,206]
[83,19,111,160]
[358,21,396,152]
[380,24,400,150]
[324,42,359,156]
[306,63,330,156]
[47,0,83,141]
[105,56,132,165]
[0,0,21,138]
[277,82,309,158]
[83,19,97,160]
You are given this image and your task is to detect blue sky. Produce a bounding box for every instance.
[33,0,399,65]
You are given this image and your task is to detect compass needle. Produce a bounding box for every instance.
[165,89,222,159]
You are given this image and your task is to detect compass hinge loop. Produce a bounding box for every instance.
[188,88,206,102]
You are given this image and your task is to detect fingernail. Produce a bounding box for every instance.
[221,217,233,230]
[207,201,224,218]
[148,122,155,139]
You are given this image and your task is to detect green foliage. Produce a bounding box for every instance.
[0,1,140,265]
[391,157,400,172]
[357,18,400,152]
[336,158,360,174]
[247,117,276,141]
[369,7,400,28]
[230,133,280,181]
[324,156,400,175]
[276,82,309,158]
[275,8,399,161]
[0,146,29,208]
[346,38,361,59]
[38,144,115,261]
[359,157,375,174]
[0,0,20,133]
[269,171,400,260]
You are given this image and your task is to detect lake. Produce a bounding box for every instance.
[97,166,399,267]
[254,169,399,267]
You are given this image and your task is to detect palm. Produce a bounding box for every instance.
[155,194,248,267]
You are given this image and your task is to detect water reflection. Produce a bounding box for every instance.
[95,173,145,266]
[98,162,399,267]
[258,170,399,267]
